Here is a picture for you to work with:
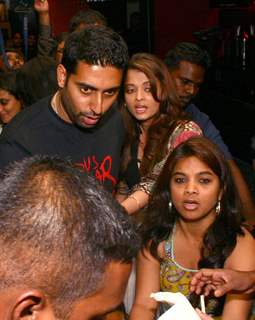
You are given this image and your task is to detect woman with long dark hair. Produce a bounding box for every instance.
[0,72,23,132]
[130,136,255,319]
[116,53,202,213]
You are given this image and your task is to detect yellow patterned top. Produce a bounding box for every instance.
[159,226,224,319]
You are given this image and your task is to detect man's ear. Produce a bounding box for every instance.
[57,64,67,88]
[12,290,53,320]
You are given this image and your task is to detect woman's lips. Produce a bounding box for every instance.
[183,200,199,210]
[135,105,147,114]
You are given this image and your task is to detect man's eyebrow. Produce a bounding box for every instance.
[180,76,193,82]
[75,82,120,92]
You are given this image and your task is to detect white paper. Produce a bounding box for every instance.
[150,292,201,320]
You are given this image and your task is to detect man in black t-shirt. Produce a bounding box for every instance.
[0,26,129,193]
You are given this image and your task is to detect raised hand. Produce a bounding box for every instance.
[34,0,49,14]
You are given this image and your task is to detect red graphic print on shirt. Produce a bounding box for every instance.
[76,155,117,187]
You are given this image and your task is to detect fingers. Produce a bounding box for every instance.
[214,285,229,297]
[190,269,227,296]
[196,308,214,320]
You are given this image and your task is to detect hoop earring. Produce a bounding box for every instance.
[216,200,221,215]
[168,200,172,212]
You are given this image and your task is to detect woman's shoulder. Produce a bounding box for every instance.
[224,227,255,270]
[168,120,202,150]
[236,227,255,250]
[174,119,202,132]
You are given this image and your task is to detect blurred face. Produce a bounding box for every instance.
[169,61,205,108]
[0,89,22,124]
[28,34,37,47]
[57,62,122,128]
[124,69,160,127]
[6,51,24,70]
[170,156,222,223]
[13,33,23,47]
[55,40,65,64]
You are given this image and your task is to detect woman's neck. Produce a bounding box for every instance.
[175,220,209,244]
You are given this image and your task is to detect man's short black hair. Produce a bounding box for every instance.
[0,155,140,318]
[69,8,107,33]
[164,42,211,71]
[62,25,129,74]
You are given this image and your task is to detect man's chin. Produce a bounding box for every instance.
[179,98,191,108]
[76,122,97,129]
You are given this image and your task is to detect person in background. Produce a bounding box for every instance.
[10,31,23,50]
[0,71,23,132]
[117,53,202,213]
[34,0,107,60]
[0,155,140,319]
[130,136,255,320]
[69,7,107,32]
[164,42,255,223]
[16,55,58,107]
[54,31,70,64]
[27,33,38,59]
[0,47,25,71]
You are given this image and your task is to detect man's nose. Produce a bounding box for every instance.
[185,83,196,96]
[90,93,103,115]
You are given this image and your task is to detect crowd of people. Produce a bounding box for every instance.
[0,1,254,319]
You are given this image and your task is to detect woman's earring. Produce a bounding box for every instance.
[168,200,172,212]
[216,200,221,215]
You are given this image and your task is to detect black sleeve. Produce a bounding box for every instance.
[0,139,32,171]
[37,24,57,57]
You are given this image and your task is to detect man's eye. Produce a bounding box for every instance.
[80,87,92,94]
[104,90,116,96]
[181,79,190,85]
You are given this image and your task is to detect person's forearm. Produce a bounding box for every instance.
[39,12,50,26]
[130,305,155,320]
[121,190,149,215]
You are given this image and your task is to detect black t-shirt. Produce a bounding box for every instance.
[0,96,125,193]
